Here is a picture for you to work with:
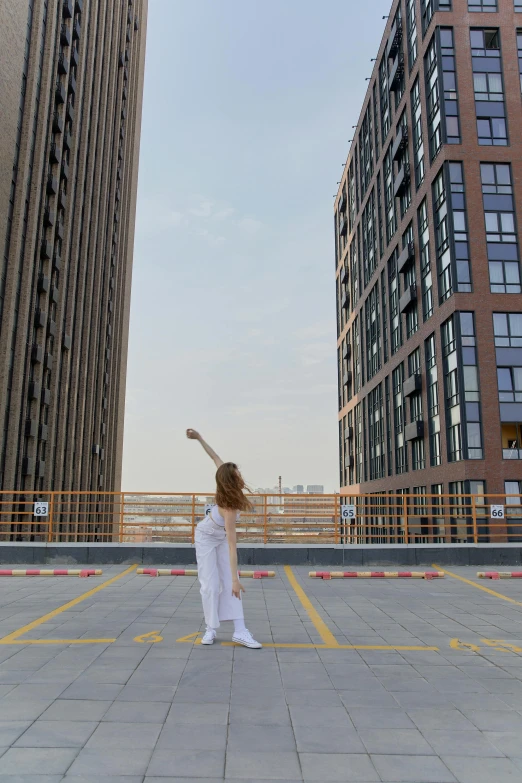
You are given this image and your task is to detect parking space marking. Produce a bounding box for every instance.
[434,564,522,607]
[284,565,339,646]
[0,564,137,645]
[176,568,439,651]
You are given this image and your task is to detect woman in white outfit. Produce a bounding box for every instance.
[186,429,262,649]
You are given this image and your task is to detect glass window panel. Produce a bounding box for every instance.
[505,263,521,284]
[467,423,482,449]
[497,367,513,390]
[453,211,466,232]
[510,314,522,336]
[474,73,487,92]
[501,213,515,233]
[485,213,499,232]
[493,312,508,336]
[460,312,474,335]
[481,163,495,184]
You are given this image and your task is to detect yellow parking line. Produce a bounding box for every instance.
[0,564,137,645]
[4,638,116,645]
[434,564,522,607]
[284,565,339,647]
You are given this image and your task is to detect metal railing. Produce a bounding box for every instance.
[0,492,521,545]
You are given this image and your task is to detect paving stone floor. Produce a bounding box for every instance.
[0,565,520,781]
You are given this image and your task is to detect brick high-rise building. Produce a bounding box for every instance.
[0,0,147,506]
[335,2,522,518]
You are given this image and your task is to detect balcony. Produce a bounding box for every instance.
[389,53,404,92]
[48,319,56,337]
[52,286,59,303]
[343,371,352,387]
[39,424,48,441]
[339,215,347,236]
[399,283,417,313]
[55,82,66,104]
[53,251,62,271]
[405,420,424,442]
[75,0,83,11]
[22,458,34,477]
[63,131,72,151]
[53,112,64,133]
[34,309,46,329]
[50,142,61,165]
[66,101,74,121]
[42,388,51,406]
[61,161,69,180]
[392,125,408,163]
[344,426,354,441]
[134,16,139,31]
[44,207,56,227]
[340,266,348,285]
[68,74,76,94]
[31,344,44,364]
[45,353,53,371]
[339,191,346,212]
[343,342,351,361]
[386,18,402,59]
[28,381,41,400]
[38,274,50,293]
[58,52,69,74]
[397,241,415,274]
[40,239,52,259]
[393,162,410,198]
[403,373,422,398]
[341,291,349,310]
[73,19,81,40]
[36,460,46,478]
[59,189,67,209]
[63,0,73,19]
[60,24,71,47]
[25,420,37,437]
[63,334,72,351]
[71,44,79,67]
[346,454,355,468]
[56,221,64,240]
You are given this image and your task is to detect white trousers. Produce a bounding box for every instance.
[194,517,244,629]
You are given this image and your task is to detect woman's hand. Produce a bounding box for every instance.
[232,579,245,600]
[186,429,200,440]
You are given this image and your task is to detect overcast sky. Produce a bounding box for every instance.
[122,0,391,493]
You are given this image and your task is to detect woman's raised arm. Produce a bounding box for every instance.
[186,429,224,469]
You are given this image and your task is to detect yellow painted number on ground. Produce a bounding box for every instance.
[481,638,522,653]
[450,638,480,653]
[451,637,521,654]
[134,631,163,644]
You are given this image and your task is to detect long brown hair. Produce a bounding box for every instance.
[215,462,253,512]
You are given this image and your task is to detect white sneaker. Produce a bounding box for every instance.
[232,629,262,649]
[201,628,216,645]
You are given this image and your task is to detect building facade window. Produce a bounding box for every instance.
[365,283,381,381]
[359,102,374,198]
[460,312,483,459]
[403,222,418,339]
[368,384,385,480]
[389,250,402,355]
[408,348,425,470]
[469,0,497,9]
[515,31,522,90]
[393,364,408,474]
[348,161,356,234]
[425,333,441,466]
[406,0,418,70]
[481,163,520,294]
[440,28,461,145]
[425,35,442,161]
[355,402,363,483]
[362,189,377,287]
[377,172,384,259]
[381,269,388,363]
[517,2,522,12]
[442,315,462,462]
[518,30,522,92]
[384,145,397,244]
[411,78,425,189]
[418,199,433,320]
[353,316,362,394]
[433,168,451,302]
[350,238,360,307]
[471,29,507,146]
[396,111,411,221]
[379,56,391,145]
[493,312,522,347]
[449,162,471,293]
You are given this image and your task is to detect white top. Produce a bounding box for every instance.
[208,505,239,527]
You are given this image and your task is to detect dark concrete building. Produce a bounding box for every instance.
[335,1,522,522]
[0,0,147,506]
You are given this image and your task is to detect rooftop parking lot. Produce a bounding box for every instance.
[0,564,521,781]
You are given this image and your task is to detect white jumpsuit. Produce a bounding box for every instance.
[194,506,244,630]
